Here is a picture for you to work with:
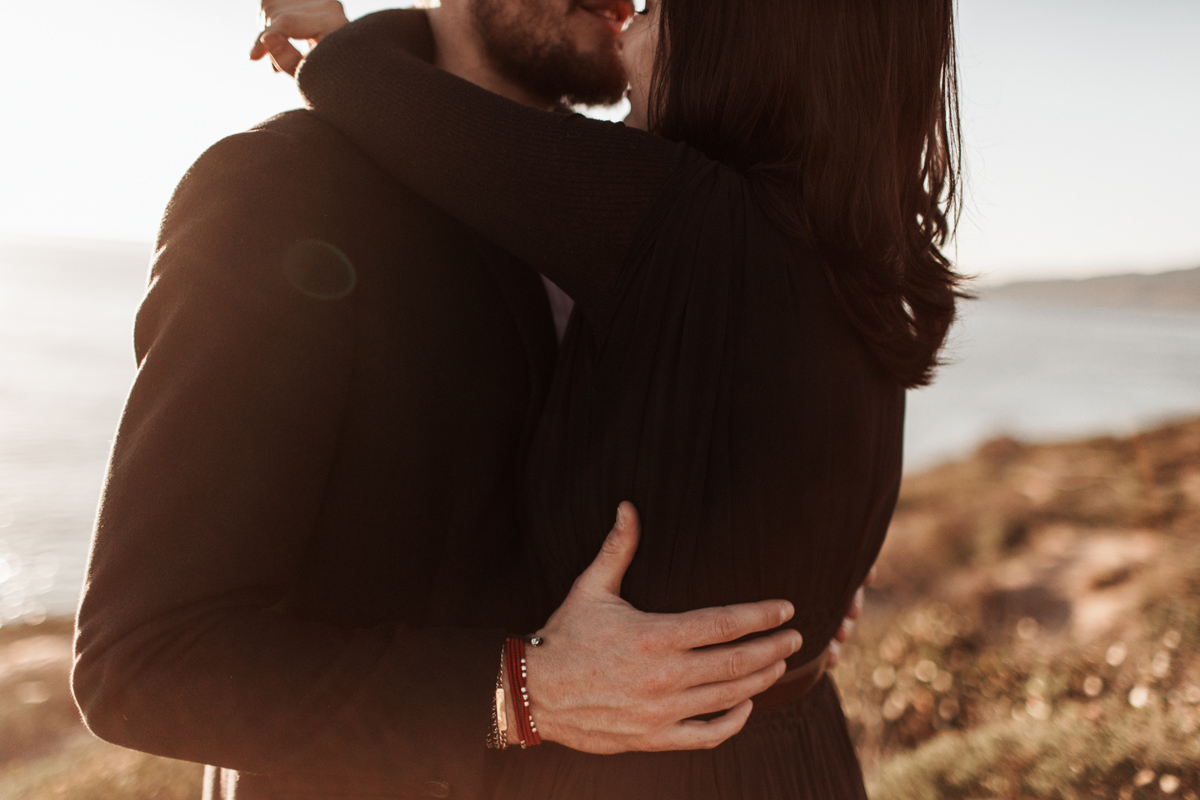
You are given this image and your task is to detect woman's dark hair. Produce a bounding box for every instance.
[649,0,967,388]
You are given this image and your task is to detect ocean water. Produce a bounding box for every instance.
[905,297,1200,469]
[2,240,1199,618]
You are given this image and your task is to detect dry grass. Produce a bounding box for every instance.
[0,619,200,800]
[0,741,200,800]
[833,415,1200,799]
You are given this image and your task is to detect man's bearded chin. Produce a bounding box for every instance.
[472,0,629,107]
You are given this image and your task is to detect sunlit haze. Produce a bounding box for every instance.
[1,0,1197,283]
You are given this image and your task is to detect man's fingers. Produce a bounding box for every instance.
[660,700,754,751]
[671,598,794,650]
[573,502,640,597]
[680,660,785,719]
[264,34,304,77]
[685,628,801,686]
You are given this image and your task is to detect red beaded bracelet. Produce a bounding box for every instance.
[504,636,542,748]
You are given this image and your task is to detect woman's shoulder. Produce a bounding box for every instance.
[640,152,804,260]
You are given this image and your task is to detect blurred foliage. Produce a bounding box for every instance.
[833,416,1200,799]
[0,620,200,799]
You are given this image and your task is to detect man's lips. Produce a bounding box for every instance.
[575,0,636,35]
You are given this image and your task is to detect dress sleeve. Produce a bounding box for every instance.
[297,9,691,317]
[71,127,506,791]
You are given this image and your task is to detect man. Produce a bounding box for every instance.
[73,3,858,798]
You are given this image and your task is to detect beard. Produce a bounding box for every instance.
[472,0,629,107]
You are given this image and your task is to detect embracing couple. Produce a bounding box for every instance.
[72,0,964,798]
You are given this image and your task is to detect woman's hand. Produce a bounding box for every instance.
[827,567,875,668]
[250,0,349,76]
[523,503,804,754]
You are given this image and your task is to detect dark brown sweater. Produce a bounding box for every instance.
[72,104,558,798]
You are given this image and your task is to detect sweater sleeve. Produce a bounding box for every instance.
[71,126,506,792]
[297,9,691,318]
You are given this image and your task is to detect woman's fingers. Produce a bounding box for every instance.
[833,578,871,645]
[261,0,343,21]
[264,33,305,77]
[261,3,349,43]
[251,0,349,68]
[849,585,866,619]
[250,35,271,61]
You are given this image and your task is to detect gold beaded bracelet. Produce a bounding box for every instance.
[487,648,509,750]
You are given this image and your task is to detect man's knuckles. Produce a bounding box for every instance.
[628,624,666,657]
[712,611,742,643]
[724,649,748,681]
[705,683,742,713]
[637,698,676,729]
[769,629,803,660]
[635,667,672,698]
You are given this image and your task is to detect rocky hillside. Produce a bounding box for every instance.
[985,266,1200,313]
[834,415,1200,799]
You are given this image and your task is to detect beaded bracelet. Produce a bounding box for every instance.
[487,636,544,749]
[486,647,509,750]
[505,636,542,747]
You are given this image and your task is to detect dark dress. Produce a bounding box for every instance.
[300,11,904,799]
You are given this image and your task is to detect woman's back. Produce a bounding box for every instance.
[525,158,902,664]
[502,165,891,799]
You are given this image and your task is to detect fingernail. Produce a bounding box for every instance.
[780,601,794,622]
[843,619,855,635]
[615,504,627,530]
[792,632,803,652]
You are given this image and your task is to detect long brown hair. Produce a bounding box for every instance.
[649,0,967,388]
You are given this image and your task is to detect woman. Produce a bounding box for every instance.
[263,0,963,796]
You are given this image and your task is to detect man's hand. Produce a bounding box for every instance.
[250,0,349,76]
[523,502,803,754]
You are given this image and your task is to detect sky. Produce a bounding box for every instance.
[1,0,1197,284]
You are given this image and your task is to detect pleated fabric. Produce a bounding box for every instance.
[494,679,867,800]
[523,159,903,663]
[508,161,903,798]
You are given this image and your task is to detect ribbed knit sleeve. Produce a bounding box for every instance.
[297,10,692,318]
